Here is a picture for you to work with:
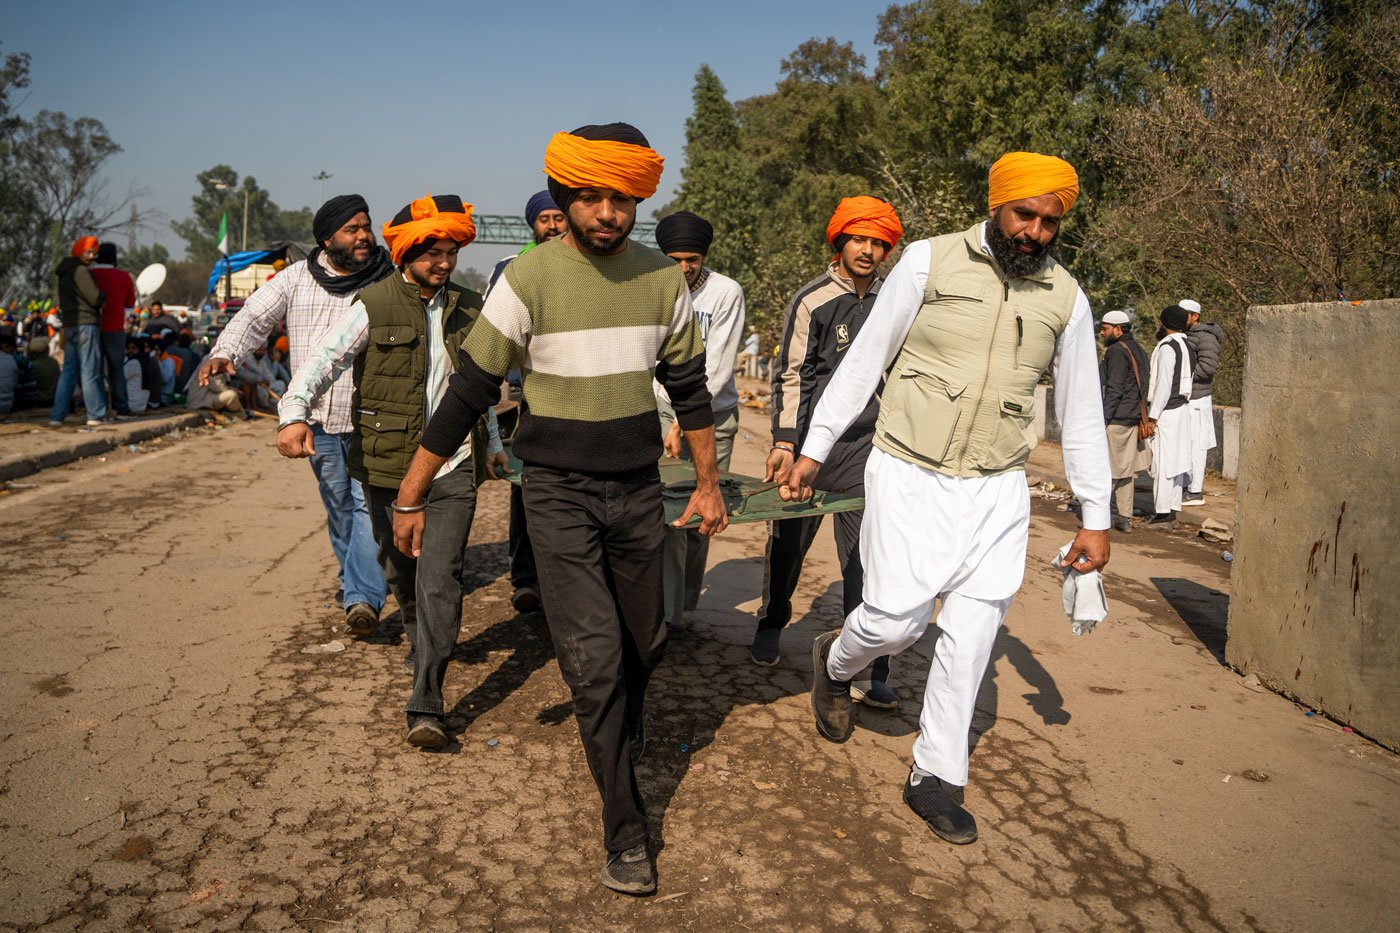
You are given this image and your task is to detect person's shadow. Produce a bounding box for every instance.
[1151,577,1229,666]
[969,625,1071,755]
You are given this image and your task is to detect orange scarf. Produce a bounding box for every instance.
[380,195,476,266]
[543,132,664,199]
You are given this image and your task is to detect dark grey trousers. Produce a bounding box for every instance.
[366,463,478,718]
[522,463,667,854]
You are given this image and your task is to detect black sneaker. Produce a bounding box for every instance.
[344,602,378,636]
[1143,514,1178,531]
[402,645,417,677]
[1112,516,1132,533]
[810,630,853,742]
[600,844,655,896]
[903,770,978,845]
[629,717,646,767]
[750,627,781,666]
[511,586,542,614]
[406,715,447,749]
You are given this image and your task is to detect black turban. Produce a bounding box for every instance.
[1160,304,1190,331]
[313,194,370,246]
[547,122,653,214]
[656,211,713,256]
[96,242,118,264]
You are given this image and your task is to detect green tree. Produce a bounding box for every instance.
[172,165,314,261]
[0,47,38,301]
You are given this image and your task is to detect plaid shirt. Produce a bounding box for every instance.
[208,253,364,433]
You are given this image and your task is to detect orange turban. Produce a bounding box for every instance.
[381,194,476,266]
[71,236,99,257]
[987,152,1079,213]
[274,335,289,354]
[543,131,664,200]
[826,196,904,249]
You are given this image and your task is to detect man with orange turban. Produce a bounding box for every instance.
[783,153,1112,846]
[49,235,109,425]
[753,196,904,711]
[390,123,725,897]
[277,193,507,750]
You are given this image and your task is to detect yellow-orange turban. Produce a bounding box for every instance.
[826,196,904,249]
[544,130,664,200]
[381,194,476,266]
[71,235,99,257]
[987,152,1079,214]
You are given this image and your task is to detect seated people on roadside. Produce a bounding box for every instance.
[153,334,178,405]
[124,337,151,412]
[168,332,198,393]
[27,335,61,408]
[0,330,18,416]
[184,357,242,413]
[139,336,164,409]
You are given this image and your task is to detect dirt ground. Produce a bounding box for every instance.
[2,408,1397,931]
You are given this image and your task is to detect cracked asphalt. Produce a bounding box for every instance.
[2,411,1397,931]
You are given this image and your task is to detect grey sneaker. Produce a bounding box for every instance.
[1143,514,1178,531]
[406,715,447,749]
[344,602,378,636]
[810,630,853,742]
[750,627,781,666]
[600,844,655,896]
[904,769,977,844]
[852,679,901,710]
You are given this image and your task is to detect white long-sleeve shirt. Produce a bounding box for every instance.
[801,232,1112,530]
[655,268,746,413]
[279,278,501,481]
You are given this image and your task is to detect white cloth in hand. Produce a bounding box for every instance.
[1053,542,1108,636]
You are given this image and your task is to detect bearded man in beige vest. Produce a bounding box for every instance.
[781,153,1112,845]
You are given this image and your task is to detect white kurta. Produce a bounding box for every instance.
[1146,334,1193,480]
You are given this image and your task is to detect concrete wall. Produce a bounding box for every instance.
[1226,300,1400,750]
[1033,384,1239,480]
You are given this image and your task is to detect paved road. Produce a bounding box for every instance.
[2,412,1396,930]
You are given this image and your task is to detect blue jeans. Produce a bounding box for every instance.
[100,331,131,415]
[50,324,107,422]
[308,424,387,612]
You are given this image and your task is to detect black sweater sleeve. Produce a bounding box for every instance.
[419,352,502,457]
[657,353,714,432]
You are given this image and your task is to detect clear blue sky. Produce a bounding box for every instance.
[4,0,886,272]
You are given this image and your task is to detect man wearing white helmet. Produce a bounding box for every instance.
[1180,299,1223,506]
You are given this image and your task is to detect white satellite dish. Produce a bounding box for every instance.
[135,263,167,298]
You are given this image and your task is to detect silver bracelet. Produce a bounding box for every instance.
[390,499,426,514]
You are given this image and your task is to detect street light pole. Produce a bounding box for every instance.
[313,170,332,204]
[242,186,249,252]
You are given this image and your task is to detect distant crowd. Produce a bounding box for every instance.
[0,240,290,422]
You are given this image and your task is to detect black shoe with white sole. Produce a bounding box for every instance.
[750,627,781,666]
[344,602,378,636]
[406,715,448,749]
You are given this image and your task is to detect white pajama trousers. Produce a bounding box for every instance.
[1187,395,1216,494]
[825,447,1028,786]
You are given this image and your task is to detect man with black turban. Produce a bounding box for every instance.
[199,194,395,636]
[653,210,746,632]
[391,122,726,897]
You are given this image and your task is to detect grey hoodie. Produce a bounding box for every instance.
[1187,321,1225,399]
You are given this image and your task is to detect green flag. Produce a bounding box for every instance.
[217,212,228,256]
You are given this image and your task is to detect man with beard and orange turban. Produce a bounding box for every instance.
[390,125,726,897]
[276,194,507,748]
[784,153,1111,846]
[49,235,109,425]
[752,196,904,711]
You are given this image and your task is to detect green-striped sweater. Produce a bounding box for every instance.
[420,237,714,473]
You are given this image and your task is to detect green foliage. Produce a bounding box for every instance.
[172,165,314,261]
[669,1,1397,396]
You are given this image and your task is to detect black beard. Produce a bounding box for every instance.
[567,213,633,255]
[406,264,442,290]
[986,217,1054,279]
[324,241,373,274]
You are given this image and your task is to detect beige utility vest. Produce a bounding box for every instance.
[874,223,1078,477]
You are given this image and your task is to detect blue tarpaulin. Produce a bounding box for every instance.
[207,250,274,294]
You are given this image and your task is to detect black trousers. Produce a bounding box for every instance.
[522,463,667,854]
[508,483,538,590]
[756,440,890,682]
[365,464,478,718]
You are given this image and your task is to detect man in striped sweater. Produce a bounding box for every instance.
[392,123,726,897]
